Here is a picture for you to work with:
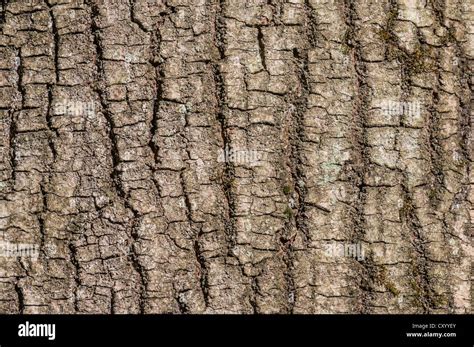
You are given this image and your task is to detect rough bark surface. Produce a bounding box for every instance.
[0,0,472,314]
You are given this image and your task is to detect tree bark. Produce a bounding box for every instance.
[0,0,472,314]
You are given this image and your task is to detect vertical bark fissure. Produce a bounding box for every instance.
[213,0,236,256]
[10,47,23,182]
[257,26,267,72]
[88,0,148,314]
[68,243,80,312]
[14,278,24,314]
[45,0,60,83]
[149,31,163,171]
[343,0,374,313]
[0,0,8,25]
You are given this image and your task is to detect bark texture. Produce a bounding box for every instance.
[0,0,472,314]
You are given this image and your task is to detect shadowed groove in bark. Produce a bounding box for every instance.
[277,181,296,312]
[14,277,24,314]
[291,45,311,246]
[395,21,442,296]
[37,84,57,264]
[213,0,237,256]
[257,26,267,72]
[379,0,399,62]
[175,288,190,314]
[457,69,472,174]
[68,242,80,312]
[110,289,117,314]
[391,2,443,314]
[213,0,261,312]
[45,0,59,83]
[146,10,166,205]
[10,47,23,183]
[400,180,437,313]
[37,183,47,257]
[343,0,375,313]
[434,0,472,311]
[128,0,148,33]
[276,19,317,312]
[249,275,259,314]
[8,109,17,182]
[149,32,163,170]
[426,88,445,206]
[424,24,447,206]
[278,234,296,313]
[437,1,473,216]
[180,168,209,307]
[0,0,7,25]
[281,0,323,303]
[88,0,148,314]
[89,2,126,200]
[193,227,209,307]
[129,215,148,314]
[14,46,23,108]
[304,0,318,47]
[46,85,58,162]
